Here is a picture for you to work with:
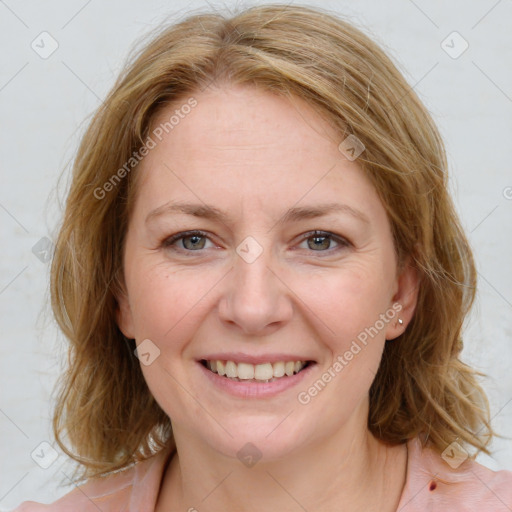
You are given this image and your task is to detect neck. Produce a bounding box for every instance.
[157,411,408,511]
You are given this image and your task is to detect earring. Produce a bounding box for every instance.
[397,318,404,326]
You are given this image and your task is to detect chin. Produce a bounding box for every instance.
[198,413,316,462]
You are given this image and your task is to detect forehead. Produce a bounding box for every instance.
[145,84,339,176]
[133,84,382,222]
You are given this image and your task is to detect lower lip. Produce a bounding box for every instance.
[197,361,316,399]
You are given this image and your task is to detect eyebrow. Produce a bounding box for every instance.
[145,201,370,226]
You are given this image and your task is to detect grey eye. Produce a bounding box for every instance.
[181,234,207,250]
[307,234,333,251]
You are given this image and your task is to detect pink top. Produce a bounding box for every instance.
[13,437,512,511]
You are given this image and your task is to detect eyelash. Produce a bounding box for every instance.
[161,230,351,256]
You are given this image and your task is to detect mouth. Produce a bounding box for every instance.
[200,359,315,383]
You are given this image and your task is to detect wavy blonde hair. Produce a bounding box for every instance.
[50,3,494,482]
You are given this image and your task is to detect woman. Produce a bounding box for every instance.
[14,4,512,511]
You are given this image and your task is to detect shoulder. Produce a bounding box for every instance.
[11,447,174,512]
[398,437,512,511]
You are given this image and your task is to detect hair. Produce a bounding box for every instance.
[50,3,494,482]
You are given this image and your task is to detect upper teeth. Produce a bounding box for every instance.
[206,360,307,380]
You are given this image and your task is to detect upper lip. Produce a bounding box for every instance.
[199,352,316,365]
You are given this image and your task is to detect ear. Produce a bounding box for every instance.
[385,257,419,341]
[115,283,136,340]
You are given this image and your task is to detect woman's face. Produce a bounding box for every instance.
[117,84,417,460]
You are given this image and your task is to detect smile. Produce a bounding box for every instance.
[201,359,313,383]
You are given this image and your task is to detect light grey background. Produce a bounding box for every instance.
[1,0,511,508]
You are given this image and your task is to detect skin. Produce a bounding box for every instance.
[116,84,419,511]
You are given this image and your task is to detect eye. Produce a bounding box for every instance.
[298,230,350,252]
[161,229,350,255]
[162,230,214,251]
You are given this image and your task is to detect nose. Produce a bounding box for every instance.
[217,245,293,336]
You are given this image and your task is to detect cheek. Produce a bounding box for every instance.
[127,265,219,422]
[291,262,392,406]
[292,262,393,344]
[127,262,220,342]
[296,275,388,419]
